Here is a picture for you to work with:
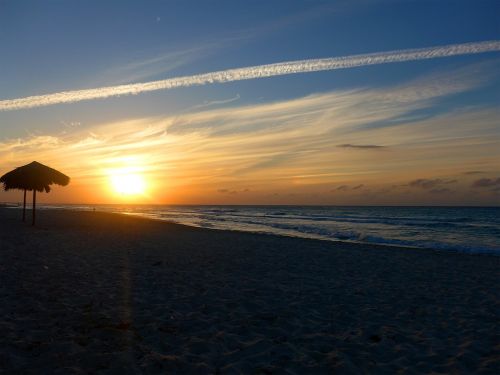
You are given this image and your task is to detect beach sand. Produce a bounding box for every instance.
[0,207,498,374]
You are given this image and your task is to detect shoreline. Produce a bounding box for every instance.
[4,205,499,257]
[113,210,500,258]
[1,207,499,373]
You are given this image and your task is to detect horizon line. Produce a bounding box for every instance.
[1,202,499,208]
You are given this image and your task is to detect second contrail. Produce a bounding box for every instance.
[1,40,499,111]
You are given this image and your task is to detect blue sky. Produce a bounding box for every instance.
[0,0,499,204]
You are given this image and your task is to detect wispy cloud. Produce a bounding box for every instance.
[0,63,498,204]
[409,178,457,189]
[429,188,452,194]
[188,94,241,111]
[472,177,500,188]
[90,45,216,86]
[337,144,386,149]
[87,34,252,87]
[463,171,486,175]
[217,188,250,195]
[1,40,498,111]
[334,184,365,192]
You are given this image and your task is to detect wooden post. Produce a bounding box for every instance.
[32,189,36,226]
[22,189,26,222]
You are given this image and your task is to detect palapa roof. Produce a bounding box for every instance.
[0,161,70,193]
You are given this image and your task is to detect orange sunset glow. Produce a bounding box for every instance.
[1,2,499,374]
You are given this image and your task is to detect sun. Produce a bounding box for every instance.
[110,172,146,195]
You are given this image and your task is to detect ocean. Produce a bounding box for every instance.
[15,204,497,255]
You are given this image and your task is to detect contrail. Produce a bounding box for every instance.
[1,40,499,111]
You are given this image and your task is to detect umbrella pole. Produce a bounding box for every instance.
[32,190,36,226]
[22,189,26,222]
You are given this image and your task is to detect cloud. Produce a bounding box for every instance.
[430,188,452,194]
[471,177,500,188]
[189,94,241,111]
[0,63,498,205]
[91,45,215,86]
[166,61,491,139]
[409,179,442,189]
[88,35,250,87]
[217,188,250,195]
[1,40,499,111]
[337,144,386,149]
[463,171,485,175]
[333,184,365,192]
[409,178,457,189]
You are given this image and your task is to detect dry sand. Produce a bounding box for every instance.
[0,207,499,374]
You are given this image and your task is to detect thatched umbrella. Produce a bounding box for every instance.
[0,161,70,225]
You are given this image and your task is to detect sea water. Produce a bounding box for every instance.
[26,205,500,254]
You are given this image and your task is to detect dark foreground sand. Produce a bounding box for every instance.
[0,208,499,374]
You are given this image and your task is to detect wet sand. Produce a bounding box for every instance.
[0,207,498,374]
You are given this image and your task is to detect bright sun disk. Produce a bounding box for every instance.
[110,173,146,195]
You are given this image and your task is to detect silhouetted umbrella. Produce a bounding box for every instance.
[0,161,70,225]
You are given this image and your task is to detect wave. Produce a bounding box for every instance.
[161,215,500,255]
[193,211,488,231]
[23,204,500,256]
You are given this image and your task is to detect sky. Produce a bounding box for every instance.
[0,0,499,205]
